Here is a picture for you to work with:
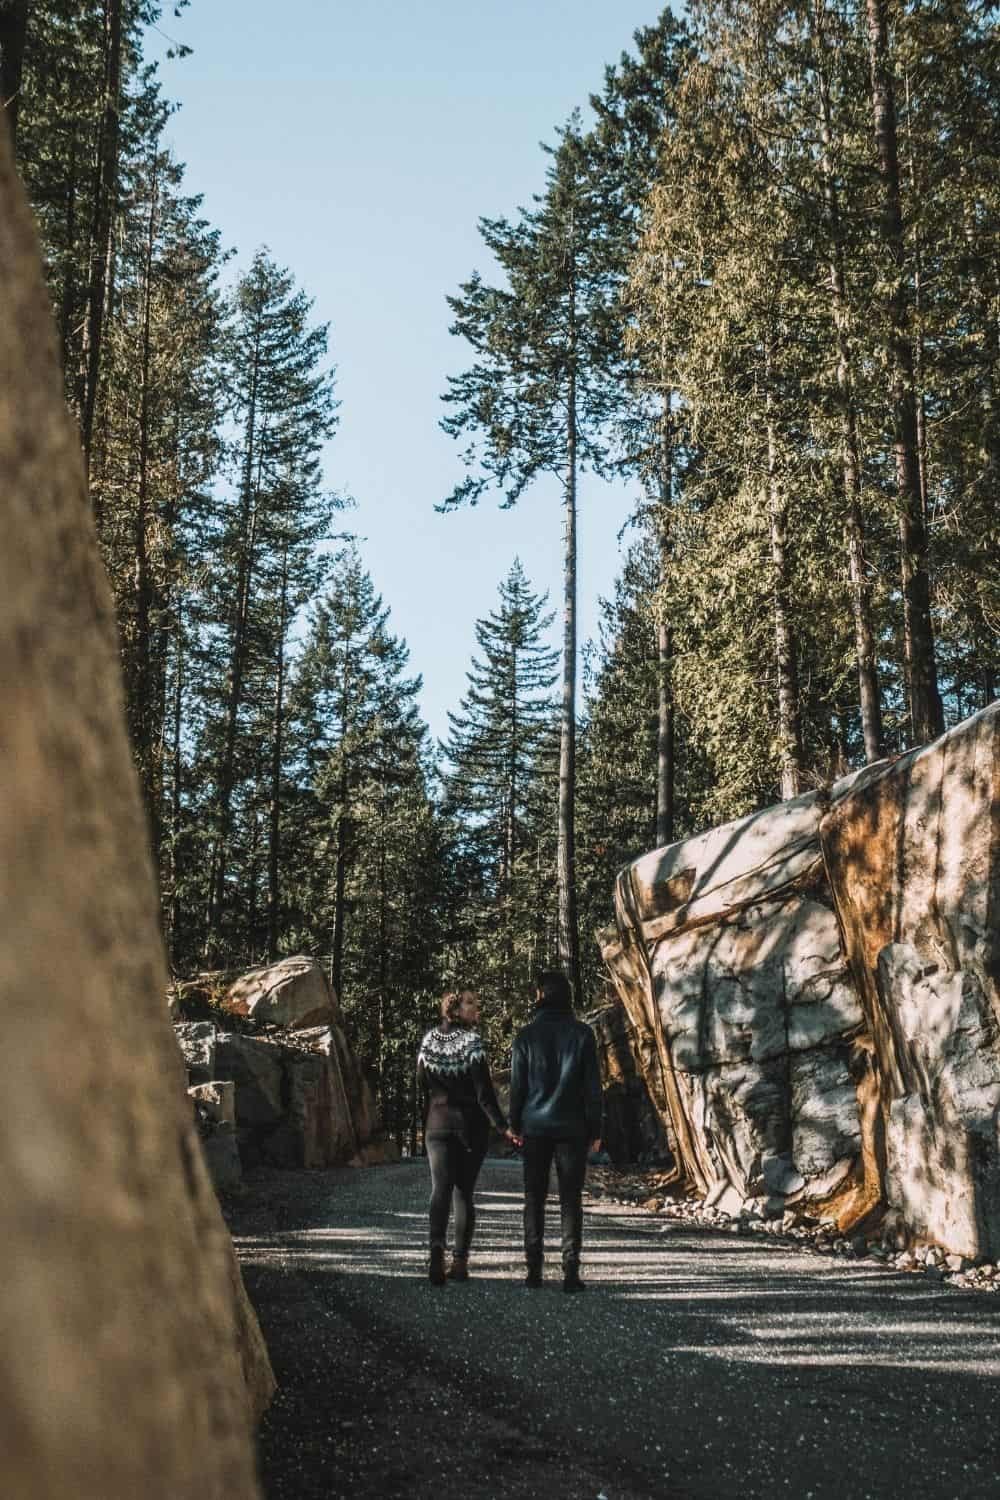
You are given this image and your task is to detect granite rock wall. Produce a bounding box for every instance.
[603,704,1000,1256]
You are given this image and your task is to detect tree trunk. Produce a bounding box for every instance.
[766,388,804,800]
[133,148,159,851]
[266,547,289,960]
[557,358,581,1005]
[205,323,262,953]
[655,391,675,846]
[503,652,518,998]
[330,799,348,1002]
[0,0,28,149]
[79,0,123,474]
[168,608,184,966]
[59,122,79,378]
[814,7,883,761]
[865,0,943,745]
[330,647,352,1001]
[376,802,388,1117]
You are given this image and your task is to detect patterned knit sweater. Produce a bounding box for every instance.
[417,1023,507,1139]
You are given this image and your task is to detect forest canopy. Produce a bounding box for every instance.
[4,0,998,1145]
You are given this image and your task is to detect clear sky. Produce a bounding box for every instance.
[151,1,659,744]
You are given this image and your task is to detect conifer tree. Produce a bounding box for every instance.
[441,119,621,1004]
[201,250,338,960]
[440,559,559,1020]
[288,548,424,999]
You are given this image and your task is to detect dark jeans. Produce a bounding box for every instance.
[522,1134,589,1270]
[426,1130,488,1256]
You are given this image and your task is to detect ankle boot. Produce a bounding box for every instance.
[447,1255,469,1281]
[428,1245,446,1286]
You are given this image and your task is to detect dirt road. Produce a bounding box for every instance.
[228,1158,1000,1500]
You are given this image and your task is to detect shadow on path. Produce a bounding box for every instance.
[227,1159,1000,1500]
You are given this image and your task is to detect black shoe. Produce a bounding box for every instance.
[524,1266,543,1288]
[429,1246,446,1286]
[563,1268,584,1294]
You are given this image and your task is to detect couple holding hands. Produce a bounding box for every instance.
[416,971,603,1294]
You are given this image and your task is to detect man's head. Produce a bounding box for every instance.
[534,970,572,1009]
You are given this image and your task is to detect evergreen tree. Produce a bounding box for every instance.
[441,118,621,1003]
[584,10,691,841]
[440,559,559,1026]
[201,250,338,961]
[286,548,438,1136]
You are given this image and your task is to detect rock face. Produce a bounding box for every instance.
[587,1003,674,1167]
[0,120,269,1500]
[222,953,340,1029]
[820,706,1000,1259]
[175,958,392,1175]
[603,703,1000,1257]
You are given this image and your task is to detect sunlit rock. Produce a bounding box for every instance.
[604,702,1000,1256]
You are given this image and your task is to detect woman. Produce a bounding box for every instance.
[417,988,515,1285]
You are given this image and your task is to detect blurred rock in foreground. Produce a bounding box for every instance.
[0,120,270,1499]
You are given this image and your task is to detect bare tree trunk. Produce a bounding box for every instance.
[557,359,581,1004]
[133,147,159,851]
[266,547,289,960]
[0,0,29,149]
[59,123,79,377]
[79,0,122,474]
[167,608,184,965]
[655,391,675,846]
[814,6,883,761]
[766,384,804,800]
[330,798,348,1001]
[376,802,388,1117]
[330,648,352,1001]
[205,324,262,953]
[865,0,943,745]
[503,652,518,999]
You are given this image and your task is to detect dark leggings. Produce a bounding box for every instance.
[426,1130,488,1256]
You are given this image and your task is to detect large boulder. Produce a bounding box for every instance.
[820,703,1000,1259]
[221,954,340,1030]
[0,121,269,1500]
[604,704,1000,1256]
[180,1013,390,1171]
[604,778,871,1219]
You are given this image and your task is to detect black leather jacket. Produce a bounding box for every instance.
[509,1003,602,1140]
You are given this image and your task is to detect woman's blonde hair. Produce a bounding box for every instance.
[440,989,476,1024]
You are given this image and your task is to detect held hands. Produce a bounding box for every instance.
[504,1128,524,1148]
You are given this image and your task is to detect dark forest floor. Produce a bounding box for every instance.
[224,1160,1000,1500]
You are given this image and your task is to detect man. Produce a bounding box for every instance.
[508,970,603,1293]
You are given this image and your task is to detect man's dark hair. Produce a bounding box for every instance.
[534,970,572,1008]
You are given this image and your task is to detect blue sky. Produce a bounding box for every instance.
[152,1,659,743]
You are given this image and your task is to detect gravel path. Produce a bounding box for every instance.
[227,1159,1000,1500]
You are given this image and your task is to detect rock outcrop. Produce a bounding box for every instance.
[175,958,393,1177]
[603,703,1000,1258]
[0,120,269,1500]
[221,953,341,1030]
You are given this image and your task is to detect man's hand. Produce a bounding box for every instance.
[504,1128,524,1148]
[590,1139,602,1155]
